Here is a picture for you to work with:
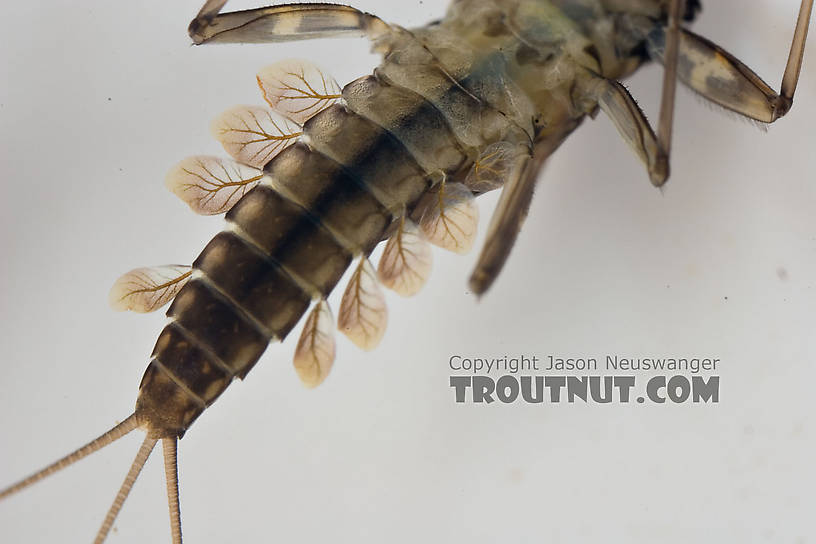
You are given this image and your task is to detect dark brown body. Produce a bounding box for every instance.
[136,0,673,439]
[139,110,429,438]
[137,90,471,438]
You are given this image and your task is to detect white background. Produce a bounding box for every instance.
[1,1,814,542]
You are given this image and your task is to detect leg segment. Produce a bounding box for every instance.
[189,1,390,45]
[653,0,686,186]
[468,150,534,296]
[468,121,583,296]
[781,0,814,111]
[581,0,684,187]
[592,78,663,185]
[645,0,813,123]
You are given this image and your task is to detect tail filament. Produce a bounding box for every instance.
[94,436,157,544]
[0,413,141,500]
[162,438,183,544]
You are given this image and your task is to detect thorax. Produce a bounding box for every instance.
[408,0,657,141]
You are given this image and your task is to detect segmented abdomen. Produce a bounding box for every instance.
[136,67,477,438]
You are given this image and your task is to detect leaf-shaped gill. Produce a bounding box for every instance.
[377,217,432,297]
[211,105,302,169]
[417,181,479,254]
[338,258,387,351]
[293,299,336,388]
[465,141,523,194]
[109,265,192,313]
[256,59,342,125]
[165,156,265,215]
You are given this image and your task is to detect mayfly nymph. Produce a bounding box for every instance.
[1,0,813,542]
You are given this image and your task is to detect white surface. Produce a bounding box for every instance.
[1,1,814,542]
